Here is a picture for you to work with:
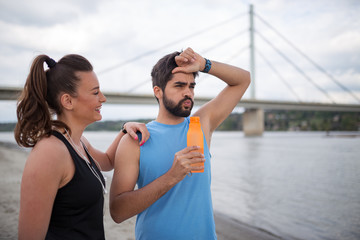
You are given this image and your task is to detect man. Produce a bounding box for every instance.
[110,47,250,239]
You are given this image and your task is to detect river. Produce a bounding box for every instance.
[1,131,359,240]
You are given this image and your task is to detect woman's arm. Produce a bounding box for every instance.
[82,122,150,171]
[18,137,70,240]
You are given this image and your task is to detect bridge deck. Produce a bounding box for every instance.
[1,87,360,112]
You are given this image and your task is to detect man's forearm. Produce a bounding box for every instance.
[208,60,251,87]
[110,172,179,223]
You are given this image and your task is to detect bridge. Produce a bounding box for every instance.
[0,5,359,136]
[1,86,359,112]
[1,86,359,136]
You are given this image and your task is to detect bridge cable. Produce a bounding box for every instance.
[226,45,249,63]
[126,78,151,93]
[195,45,250,85]
[126,30,248,93]
[98,12,248,75]
[256,30,336,103]
[255,13,360,103]
[201,29,248,54]
[256,49,302,102]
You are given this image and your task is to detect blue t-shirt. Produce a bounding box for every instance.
[135,117,217,240]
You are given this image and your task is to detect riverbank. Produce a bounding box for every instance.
[0,141,280,240]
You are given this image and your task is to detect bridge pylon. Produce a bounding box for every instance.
[244,4,264,136]
[243,108,264,136]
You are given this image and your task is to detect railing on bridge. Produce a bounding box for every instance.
[1,87,359,112]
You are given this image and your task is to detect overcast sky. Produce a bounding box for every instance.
[0,0,359,122]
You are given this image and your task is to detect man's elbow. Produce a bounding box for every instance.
[110,211,125,224]
[109,202,126,224]
[245,70,251,86]
[235,70,251,88]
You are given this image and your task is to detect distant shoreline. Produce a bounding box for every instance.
[1,110,359,132]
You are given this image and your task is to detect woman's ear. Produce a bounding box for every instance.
[60,93,74,111]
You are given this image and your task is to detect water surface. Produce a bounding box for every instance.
[2,131,359,240]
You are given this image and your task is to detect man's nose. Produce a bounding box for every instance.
[183,88,192,98]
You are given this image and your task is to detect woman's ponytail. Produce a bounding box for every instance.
[14,55,53,147]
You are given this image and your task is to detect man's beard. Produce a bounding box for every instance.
[163,93,194,117]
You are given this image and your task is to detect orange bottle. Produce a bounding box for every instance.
[187,116,204,173]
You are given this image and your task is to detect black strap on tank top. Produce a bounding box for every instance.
[51,130,105,187]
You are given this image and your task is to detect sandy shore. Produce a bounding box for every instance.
[0,141,281,240]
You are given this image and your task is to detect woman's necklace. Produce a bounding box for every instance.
[63,129,107,194]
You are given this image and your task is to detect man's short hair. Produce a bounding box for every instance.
[151,51,199,94]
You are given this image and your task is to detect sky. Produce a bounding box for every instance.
[0,0,359,122]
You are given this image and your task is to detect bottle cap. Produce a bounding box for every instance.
[190,116,200,123]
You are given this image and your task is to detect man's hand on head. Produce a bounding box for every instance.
[173,47,205,74]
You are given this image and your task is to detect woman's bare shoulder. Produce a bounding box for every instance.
[29,134,69,164]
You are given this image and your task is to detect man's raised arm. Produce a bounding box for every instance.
[173,48,251,142]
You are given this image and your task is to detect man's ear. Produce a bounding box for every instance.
[60,93,74,110]
[153,86,163,100]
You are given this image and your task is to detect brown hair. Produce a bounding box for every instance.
[14,54,93,147]
[151,51,198,101]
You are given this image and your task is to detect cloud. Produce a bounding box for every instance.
[0,0,99,26]
[0,0,360,123]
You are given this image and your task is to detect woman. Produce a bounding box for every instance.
[15,54,149,239]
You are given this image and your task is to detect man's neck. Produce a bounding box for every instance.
[155,111,185,125]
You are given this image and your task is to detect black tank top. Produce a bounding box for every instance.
[45,131,106,240]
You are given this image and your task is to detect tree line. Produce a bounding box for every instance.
[217,110,360,131]
[1,110,359,132]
